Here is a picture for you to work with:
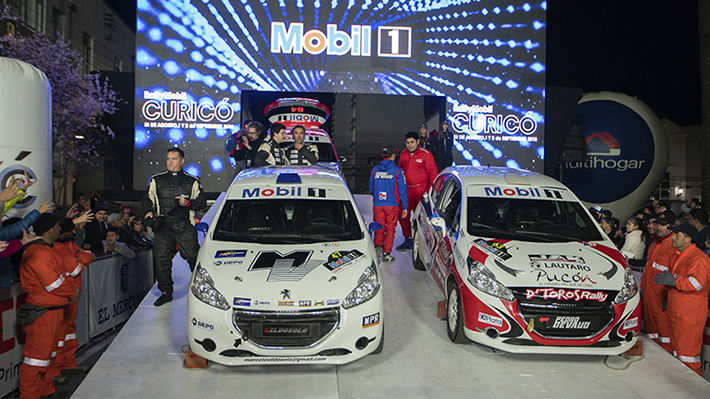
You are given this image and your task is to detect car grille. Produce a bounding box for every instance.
[511,289,617,339]
[233,308,340,348]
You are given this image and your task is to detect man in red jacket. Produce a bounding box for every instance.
[397,131,438,251]
[655,223,710,376]
[19,214,80,399]
[48,216,94,379]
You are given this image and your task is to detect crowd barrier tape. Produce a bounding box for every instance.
[0,249,153,397]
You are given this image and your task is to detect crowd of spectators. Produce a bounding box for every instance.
[0,167,157,397]
[588,197,710,376]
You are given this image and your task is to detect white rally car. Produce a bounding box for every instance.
[411,166,641,354]
[188,166,384,365]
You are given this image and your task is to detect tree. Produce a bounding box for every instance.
[0,6,117,204]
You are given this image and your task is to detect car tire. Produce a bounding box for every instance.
[412,227,426,271]
[446,283,468,343]
[372,320,384,354]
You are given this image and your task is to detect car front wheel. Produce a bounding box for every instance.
[446,283,468,343]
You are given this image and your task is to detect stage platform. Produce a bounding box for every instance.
[72,195,710,399]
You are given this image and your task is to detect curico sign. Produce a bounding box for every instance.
[563,97,656,203]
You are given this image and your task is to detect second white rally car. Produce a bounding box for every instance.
[188,166,384,365]
[411,166,641,354]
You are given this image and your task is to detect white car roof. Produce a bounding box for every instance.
[226,166,350,201]
[443,166,578,201]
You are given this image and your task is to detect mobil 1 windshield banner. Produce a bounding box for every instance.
[135,0,546,191]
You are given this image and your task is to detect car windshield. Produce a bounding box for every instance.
[213,199,363,243]
[466,197,603,242]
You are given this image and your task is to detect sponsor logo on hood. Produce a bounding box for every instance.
[215,250,247,258]
[324,250,365,273]
[533,269,597,286]
[529,254,585,263]
[473,239,511,261]
[250,251,320,282]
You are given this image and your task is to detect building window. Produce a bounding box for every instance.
[24,0,44,33]
[82,31,93,73]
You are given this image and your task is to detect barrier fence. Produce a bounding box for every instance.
[0,249,153,397]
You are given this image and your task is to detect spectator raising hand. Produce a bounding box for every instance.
[73,212,94,226]
[38,199,55,214]
[0,178,23,203]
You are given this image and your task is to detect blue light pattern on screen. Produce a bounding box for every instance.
[135,0,546,191]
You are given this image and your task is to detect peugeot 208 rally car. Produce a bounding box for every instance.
[188,166,384,365]
[411,166,640,354]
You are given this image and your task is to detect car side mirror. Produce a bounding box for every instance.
[339,155,347,163]
[431,217,446,234]
[368,221,383,237]
[195,222,209,233]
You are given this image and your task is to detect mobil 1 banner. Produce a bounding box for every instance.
[561,92,667,219]
[88,251,154,337]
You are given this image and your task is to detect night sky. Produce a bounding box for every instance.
[106,0,702,126]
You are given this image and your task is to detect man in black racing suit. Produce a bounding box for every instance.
[141,147,206,306]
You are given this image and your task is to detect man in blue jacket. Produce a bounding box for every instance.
[370,145,408,263]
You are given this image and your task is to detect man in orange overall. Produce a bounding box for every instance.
[655,223,710,376]
[47,216,94,379]
[640,210,677,352]
[20,213,80,399]
[396,131,437,251]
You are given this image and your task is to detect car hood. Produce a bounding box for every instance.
[467,239,626,292]
[198,239,374,309]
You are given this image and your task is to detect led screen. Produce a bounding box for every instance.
[135,0,546,192]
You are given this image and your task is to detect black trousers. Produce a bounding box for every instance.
[152,218,199,294]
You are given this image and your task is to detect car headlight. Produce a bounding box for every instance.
[467,257,515,302]
[342,263,381,309]
[190,264,230,310]
[614,266,638,304]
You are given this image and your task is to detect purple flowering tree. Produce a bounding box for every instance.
[0,6,117,204]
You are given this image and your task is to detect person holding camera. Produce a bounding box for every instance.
[141,147,206,307]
